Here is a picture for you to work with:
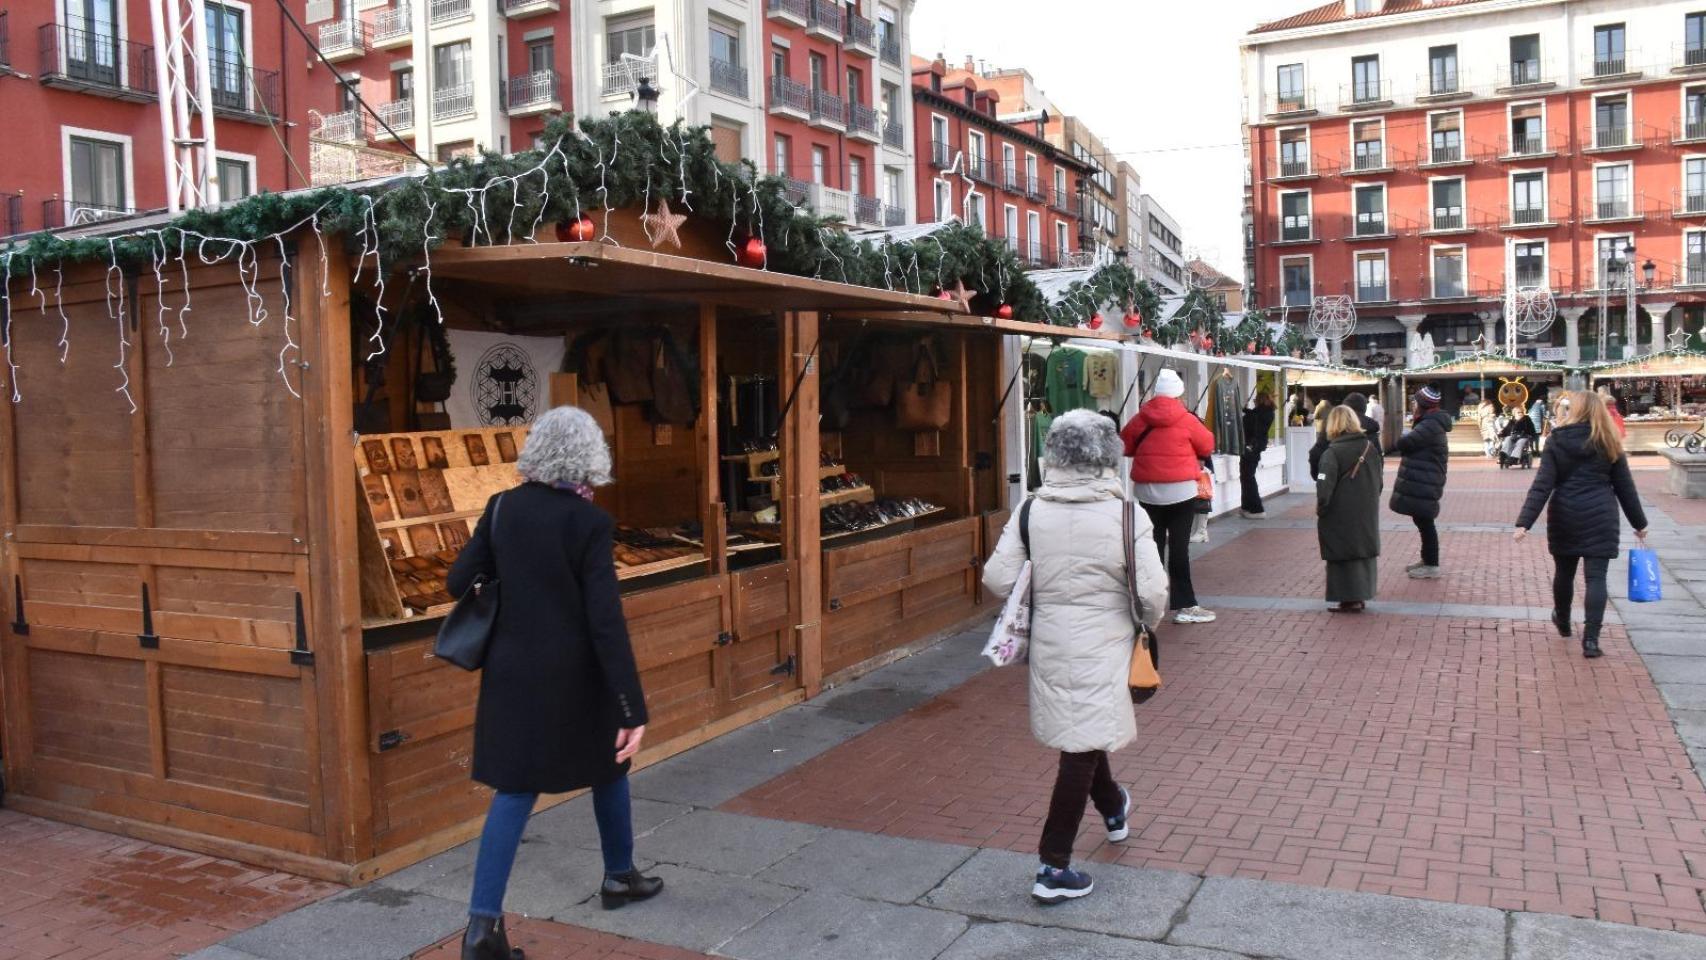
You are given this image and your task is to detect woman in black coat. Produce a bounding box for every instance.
[1514,391,1648,659]
[1239,390,1277,517]
[1316,406,1384,611]
[447,407,662,960]
[1389,386,1454,579]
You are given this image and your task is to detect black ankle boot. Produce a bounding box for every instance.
[600,869,664,910]
[461,915,520,960]
[1582,637,1603,659]
[1550,609,1572,638]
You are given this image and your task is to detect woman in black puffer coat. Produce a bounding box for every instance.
[1389,386,1454,579]
[1514,391,1648,659]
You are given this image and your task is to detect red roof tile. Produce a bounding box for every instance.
[1250,0,1493,35]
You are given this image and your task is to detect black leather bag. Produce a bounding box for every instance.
[434,495,503,670]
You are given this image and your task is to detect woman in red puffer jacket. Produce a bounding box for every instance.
[1120,368,1216,624]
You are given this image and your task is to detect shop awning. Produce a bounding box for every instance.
[1401,354,1573,378]
[1586,349,1706,380]
[1288,365,1385,388]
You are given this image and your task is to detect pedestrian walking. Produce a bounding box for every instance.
[1514,391,1649,659]
[1596,385,1627,437]
[1477,397,1500,458]
[982,411,1170,905]
[1316,406,1384,612]
[1308,391,1379,477]
[447,407,662,960]
[1239,390,1277,518]
[1390,386,1454,579]
[1122,369,1217,624]
[1311,397,1332,432]
[1367,394,1385,432]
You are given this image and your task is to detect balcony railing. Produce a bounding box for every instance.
[844,12,876,56]
[768,0,810,24]
[1268,90,1314,115]
[879,32,901,67]
[1594,196,1633,220]
[809,88,844,128]
[853,194,882,226]
[377,98,414,132]
[1506,59,1544,86]
[1504,132,1548,157]
[1024,176,1046,201]
[505,70,560,114]
[1350,145,1386,171]
[1590,123,1636,149]
[38,23,157,98]
[604,54,656,97]
[1512,266,1548,289]
[316,18,367,60]
[705,57,745,99]
[780,177,810,205]
[1676,115,1706,142]
[1677,41,1706,70]
[1352,212,1387,237]
[1508,204,1549,225]
[1355,283,1391,303]
[1675,189,1706,216]
[929,139,951,168]
[769,75,809,115]
[3,193,21,237]
[312,108,370,143]
[966,155,994,185]
[1430,211,1465,231]
[1427,141,1463,165]
[806,0,842,39]
[883,121,904,150]
[430,0,472,24]
[373,5,411,46]
[1278,215,1312,243]
[1592,54,1629,77]
[1431,276,1468,299]
[1051,187,1077,215]
[1275,155,1311,179]
[207,58,281,118]
[0,12,10,71]
[432,82,475,120]
[1424,68,1461,96]
[503,0,559,17]
[884,203,906,227]
[1687,259,1706,286]
[43,198,133,229]
[1342,78,1390,107]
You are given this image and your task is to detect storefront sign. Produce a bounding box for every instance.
[1535,346,1569,362]
[445,330,567,428]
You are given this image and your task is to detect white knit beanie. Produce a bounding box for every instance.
[1155,369,1185,399]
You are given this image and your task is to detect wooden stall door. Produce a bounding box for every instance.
[725,562,798,709]
[820,518,982,679]
[0,258,328,866]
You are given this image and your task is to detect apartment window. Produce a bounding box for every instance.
[968,193,986,229]
[967,130,986,167]
[1430,178,1464,230]
[1597,235,1634,287]
[882,81,901,123]
[394,67,413,101]
[1280,191,1311,241]
[1054,167,1066,200]
[69,134,126,214]
[1511,171,1546,223]
[1001,204,1018,247]
[64,0,120,85]
[1689,13,1706,66]
[811,145,827,185]
[1432,247,1465,298]
[1513,241,1546,288]
[338,79,358,113]
[1686,157,1706,214]
[607,18,655,63]
[1353,183,1385,235]
[845,66,862,104]
[710,119,742,164]
[1688,231,1706,284]
[1594,163,1631,219]
[1002,143,1016,188]
[1351,54,1381,103]
[1429,111,1462,163]
[884,168,902,208]
[1355,251,1388,302]
[1593,93,1629,148]
[1509,34,1541,85]
[1026,210,1042,259]
[435,140,474,164]
[1278,128,1308,177]
[773,134,789,176]
[1510,102,1543,154]
[930,114,949,164]
[1281,257,1312,307]
[216,156,251,199]
[808,52,826,91]
[771,47,787,79]
[434,41,471,89]
[710,22,741,95]
[1354,0,1377,12]
[1352,119,1383,169]
[1429,45,1458,95]
[1687,87,1706,139]
[526,38,553,74]
[1594,23,1626,76]
[1276,63,1305,109]
[877,5,898,56]
[934,179,952,221]
[205,3,246,109]
[1024,153,1038,193]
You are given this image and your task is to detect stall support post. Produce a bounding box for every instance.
[0,282,22,795]
[1645,302,1676,357]
[781,310,824,697]
[299,235,376,866]
[698,304,725,576]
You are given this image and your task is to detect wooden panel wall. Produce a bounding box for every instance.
[820,517,981,678]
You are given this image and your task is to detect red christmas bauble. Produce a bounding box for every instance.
[556,216,597,242]
[936,289,953,300]
[995,303,1014,320]
[738,236,767,268]
[1087,313,1105,330]
[1261,346,1274,356]
[1123,312,1142,328]
[1203,337,1215,350]
[1245,341,1256,353]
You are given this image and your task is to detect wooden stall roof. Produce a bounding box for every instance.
[428,242,967,315]
[1401,355,1573,379]
[1587,350,1706,381]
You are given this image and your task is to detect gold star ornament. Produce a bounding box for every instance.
[641,198,687,250]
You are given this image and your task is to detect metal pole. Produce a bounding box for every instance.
[147,0,179,214]
[1625,260,1638,360]
[188,0,220,205]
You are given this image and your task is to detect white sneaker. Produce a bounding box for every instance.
[1105,787,1131,843]
[1174,606,1217,624]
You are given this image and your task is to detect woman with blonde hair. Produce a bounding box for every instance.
[1316,405,1384,612]
[1514,391,1648,659]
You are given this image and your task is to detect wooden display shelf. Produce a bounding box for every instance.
[722,449,780,469]
[820,485,876,506]
[821,506,946,543]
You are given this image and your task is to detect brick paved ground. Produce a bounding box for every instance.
[0,809,342,960]
[728,460,1706,935]
[410,917,712,960]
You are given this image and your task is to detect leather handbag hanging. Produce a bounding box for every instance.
[1121,500,1163,703]
[894,341,952,432]
[434,494,503,670]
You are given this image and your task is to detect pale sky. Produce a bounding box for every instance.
[910,0,1281,281]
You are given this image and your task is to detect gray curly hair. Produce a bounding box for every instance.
[517,406,613,487]
[1044,409,1122,474]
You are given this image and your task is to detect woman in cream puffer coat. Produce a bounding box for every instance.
[983,410,1170,905]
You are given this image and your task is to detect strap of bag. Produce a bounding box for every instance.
[1019,497,1035,557]
[1121,501,1152,637]
[1127,425,1154,453]
[1347,440,1374,480]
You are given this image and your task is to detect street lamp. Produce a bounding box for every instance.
[1598,241,1643,360]
[633,77,660,114]
[1642,258,1657,288]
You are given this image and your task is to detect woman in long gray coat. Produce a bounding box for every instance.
[1316,405,1384,612]
[983,410,1169,905]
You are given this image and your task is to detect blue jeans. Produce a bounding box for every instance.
[467,776,635,918]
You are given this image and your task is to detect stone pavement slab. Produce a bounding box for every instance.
[1168,877,1506,960]
[402,844,629,919]
[1659,683,1706,710]
[1629,631,1706,657]
[182,948,268,960]
[552,864,798,953]
[1509,912,1706,960]
[640,810,822,877]
[935,923,1247,960]
[525,795,694,851]
[715,889,966,960]
[629,756,784,808]
[762,828,975,904]
[408,915,716,959]
[922,848,1200,941]
[220,887,467,960]
[1644,654,1706,685]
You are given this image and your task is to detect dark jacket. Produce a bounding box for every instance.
[1316,433,1384,562]
[1308,414,1380,477]
[1389,409,1455,519]
[1242,405,1276,455]
[1515,422,1648,559]
[1499,416,1537,441]
[448,482,648,794]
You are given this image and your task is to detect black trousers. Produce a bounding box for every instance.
[1239,448,1264,513]
[1144,500,1198,610]
[1039,750,1125,869]
[1414,516,1440,566]
[1554,555,1611,642]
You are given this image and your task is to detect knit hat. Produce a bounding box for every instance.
[1344,392,1369,414]
[1415,385,1442,408]
[1155,369,1185,398]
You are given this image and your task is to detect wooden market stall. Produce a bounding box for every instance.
[1400,355,1571,456]
[1585,350,1706,454]
[0,213,1053,883]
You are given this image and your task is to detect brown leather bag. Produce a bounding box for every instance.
[894,343,952,432]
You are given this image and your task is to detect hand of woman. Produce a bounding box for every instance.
[1634,528,1649,544]
[615,725,646,764]
[1512,527,1528,543]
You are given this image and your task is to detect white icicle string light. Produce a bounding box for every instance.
[421,199,444,325]
[54,262,69,364]
[1,253,18,402]
[352,196,377,285]
[313,214,332,296]
[176,233,191,339]
[29,258,46,316]
[151,232,174,367]
[108,239,136,414]
[274,236,301,399]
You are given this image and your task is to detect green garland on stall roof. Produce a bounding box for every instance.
[1,111,1097,327]
[1038,261,1160,330]
[1276,323,1311,357]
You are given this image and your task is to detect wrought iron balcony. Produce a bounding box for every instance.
[430,0,472,24]
[805,0,842,40]
[1586,122,1640,150]
[1427,142,1464,165]
[1355,282,1390,304]
[1674,189,1706,217]
[966,155,994,185]
[1431,276,1468,299]
[853,194,882,226]
[1508,204,1550,226]
[1593,196,1633,220]
[377,98,414,132]
[710,58,746,98]
[780,177,810,205]
[769,75,809,118]
[207,58,281,120]
[1349,145,1388,171]
[1424,68,1461,97]
[1051,187,1077,216]
[373,5,412,48]
[883,121,904,150]
[1278,215,1312,243]
[1677,41,1706,71]
[1430,210,1465,231]
[844,12,876,57]
[43,197,133,229]
[1268,90,1314,116]
[809,88,845,130]
[880,32,901,67]
[1341,78,1390,108]
[505,70,560,116]
[316,18,367,61]
[38,23,156,99]
[1687,259,1706,286]
[884,203,906,227]
[2,192,21,237]
[1503,132,1549,157]
[1512,266,1549,289]
[1025,176,1045,201]
[1352,212,1387,237]
[1592,53,1629,78]
[503,0,560,19]
[767,0,809,27]
[603,54,655,98]
[1675,115,1706,143]
[432,82,475,121]
[1,12,11,72]
[1506,59,1544,87]
[848,101,879,142]
[312,108,370,143]
[928,139,951,168]
[1274,155,1312,179]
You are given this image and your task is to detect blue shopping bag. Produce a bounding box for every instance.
[1628,548,1662,603]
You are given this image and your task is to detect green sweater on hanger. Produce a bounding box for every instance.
[1045,348,1096,414]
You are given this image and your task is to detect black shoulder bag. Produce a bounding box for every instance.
[435,494,503,670]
